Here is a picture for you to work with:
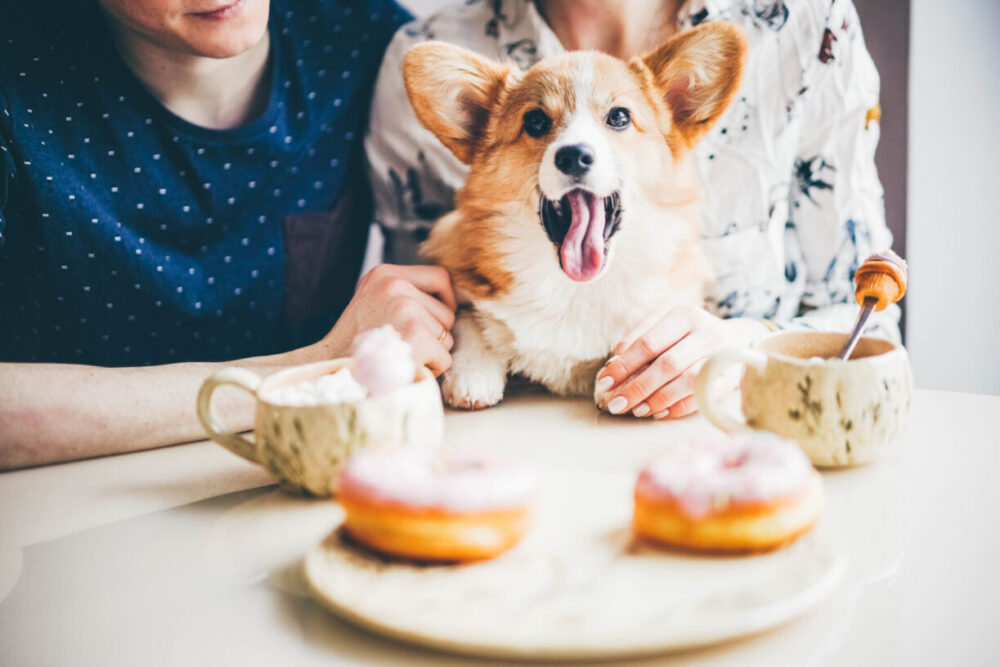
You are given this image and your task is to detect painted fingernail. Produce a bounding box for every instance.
[596,376,614,392]
[653,409,671,420]
[633,403,650,417]
[607,396,628,414]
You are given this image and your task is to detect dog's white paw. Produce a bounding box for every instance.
[441,366,506,410]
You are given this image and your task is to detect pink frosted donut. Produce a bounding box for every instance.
[634,432,823,552]
[338,447,538,561]
[351,325,416,395]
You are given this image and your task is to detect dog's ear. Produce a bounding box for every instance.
[638,23,746,146]
[403,42,511,164]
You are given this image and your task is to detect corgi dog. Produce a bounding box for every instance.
[402,23,746,409]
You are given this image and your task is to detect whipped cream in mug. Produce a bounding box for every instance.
[267,326,417,406]
[268,367,368,406]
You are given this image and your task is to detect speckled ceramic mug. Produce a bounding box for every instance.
[197,359,444,496]
[695,331,913,467]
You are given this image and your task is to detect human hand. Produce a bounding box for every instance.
[595,308,770,419]
[319,264,457,376]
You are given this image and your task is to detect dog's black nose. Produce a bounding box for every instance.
[555,144,594,177]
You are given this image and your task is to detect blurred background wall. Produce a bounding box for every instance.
[905,0,1000,395]
[396,0,1000,394]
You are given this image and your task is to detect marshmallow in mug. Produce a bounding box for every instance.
[352,325,417,395]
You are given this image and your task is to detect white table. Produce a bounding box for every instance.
[1,388,998,666]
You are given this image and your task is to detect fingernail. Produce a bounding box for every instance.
[653,409,671,420]
[608,396,628,414]
[633,403,650,417]
[596,376,614,392]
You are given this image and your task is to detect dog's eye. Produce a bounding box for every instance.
[606,107,631,130]
[523,109,552,138]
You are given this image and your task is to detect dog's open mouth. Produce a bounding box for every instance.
[540,189,622,282]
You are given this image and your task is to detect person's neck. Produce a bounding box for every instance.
[537,0,682,58]
[110,29,272,130]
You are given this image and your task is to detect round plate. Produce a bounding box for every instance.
[304,469,844,661]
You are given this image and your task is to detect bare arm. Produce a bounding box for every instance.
[0,264,456,470]
[0,351,313,469]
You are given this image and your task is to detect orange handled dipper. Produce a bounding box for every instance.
[838,249,908,361]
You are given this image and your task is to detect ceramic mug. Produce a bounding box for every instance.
[197,359,444,496]
[695,331,913,467]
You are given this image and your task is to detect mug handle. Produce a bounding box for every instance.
[196,368,263,464]
[695,348,767,433]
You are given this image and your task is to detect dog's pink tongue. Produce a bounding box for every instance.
[559,190,604,282]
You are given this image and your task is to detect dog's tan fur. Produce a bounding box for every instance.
[403,23,746,408]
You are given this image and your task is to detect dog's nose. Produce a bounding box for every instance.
[554,144,595,178]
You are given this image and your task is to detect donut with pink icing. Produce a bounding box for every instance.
[338,446,538,561]
[633,432,823,552]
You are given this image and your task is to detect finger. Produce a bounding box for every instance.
[639,356,743,419]
[597,360,649,412]
[598,309,695,392]
[400,282,456,331]
[613,313,662,356]
[392,296,452,348]
[394,306,452,376]
[407,327,452,377]
[660,394,699,420]
[603,334,701,415]
[407,315,454,352]
[391,264,458,311]
[634,366,699,418]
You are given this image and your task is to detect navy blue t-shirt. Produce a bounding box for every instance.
[0,0,410,366]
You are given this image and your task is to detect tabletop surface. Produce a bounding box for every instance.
[1,388,998,667]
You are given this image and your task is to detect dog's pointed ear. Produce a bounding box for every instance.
[637,23,746,146]
[403,42,512,164]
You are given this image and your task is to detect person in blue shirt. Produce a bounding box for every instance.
[0,0,458,468]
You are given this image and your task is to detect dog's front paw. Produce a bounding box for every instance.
[441,366,506,410]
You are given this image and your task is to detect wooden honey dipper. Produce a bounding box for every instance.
[838,249,908,360]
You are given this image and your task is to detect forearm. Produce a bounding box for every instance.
[0,257,463,469]
[0,343,327,470]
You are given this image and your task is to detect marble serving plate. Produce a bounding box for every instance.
[304,469,845,661]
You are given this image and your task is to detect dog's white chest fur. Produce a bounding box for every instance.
[440,209,699,408]
[479,265,654,394]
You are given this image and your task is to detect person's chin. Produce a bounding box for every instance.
[182,0,269,58]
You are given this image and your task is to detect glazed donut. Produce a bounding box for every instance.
[633,432,823,552]
[337,446,538,562]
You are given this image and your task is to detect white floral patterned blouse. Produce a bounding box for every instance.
[365,0,900,340]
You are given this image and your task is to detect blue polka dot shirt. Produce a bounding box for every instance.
[0,0,410,366]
